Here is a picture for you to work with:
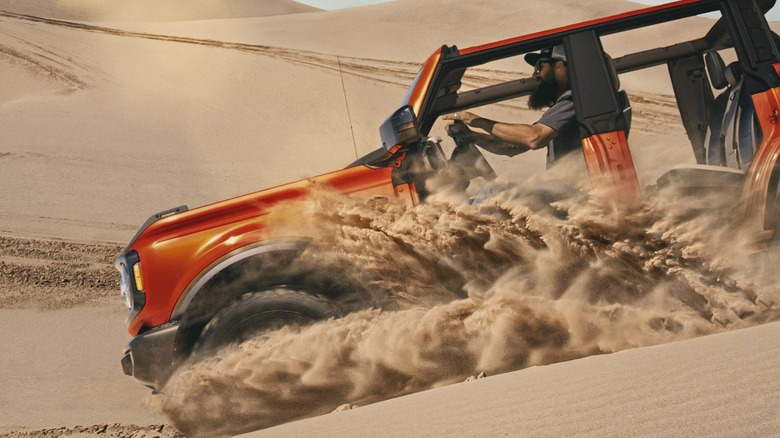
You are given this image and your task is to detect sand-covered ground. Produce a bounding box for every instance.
[1,0,779,436]
[247,320,780,438]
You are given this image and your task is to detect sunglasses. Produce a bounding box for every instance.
[533,59,556,74]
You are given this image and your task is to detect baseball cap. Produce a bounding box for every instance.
[524,45,567,67]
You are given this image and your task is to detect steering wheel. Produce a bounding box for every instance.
[446,121,497,182]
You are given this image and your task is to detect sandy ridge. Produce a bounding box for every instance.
[0,0,321,22]
[0,11,421,87]
[0,236,121,309]
[0,43,86,89]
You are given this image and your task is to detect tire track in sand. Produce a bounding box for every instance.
[0,10,681,134]
[0,235,121,309]
[0,10,421,87]
[2,10,528,95]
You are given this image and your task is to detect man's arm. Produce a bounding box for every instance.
[444,111,557,151]
[450,127,529,157]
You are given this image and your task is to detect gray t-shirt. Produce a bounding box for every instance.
[536,90,581,167]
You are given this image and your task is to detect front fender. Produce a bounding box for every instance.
[171,237,312,319]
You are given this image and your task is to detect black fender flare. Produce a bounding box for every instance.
[171,237,312,320]
[171,237,314,359]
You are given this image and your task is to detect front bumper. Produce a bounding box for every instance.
[121,321,179,391]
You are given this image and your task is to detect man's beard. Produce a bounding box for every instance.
[528,76,557,110]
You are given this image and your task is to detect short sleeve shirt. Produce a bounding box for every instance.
[536,90,581,167]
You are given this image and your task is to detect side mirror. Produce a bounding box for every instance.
[379,105,421,151]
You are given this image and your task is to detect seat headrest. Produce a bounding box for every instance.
[724,61,742,87]
[705,51,728,90]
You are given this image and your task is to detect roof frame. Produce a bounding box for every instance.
[418,0,777,133]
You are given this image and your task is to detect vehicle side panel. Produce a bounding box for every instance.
[128,165,409,335]
[743,83,780,241]
[582,131,642,201]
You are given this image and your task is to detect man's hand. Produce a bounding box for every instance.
[443,111,479,125]
[446,110,553,151]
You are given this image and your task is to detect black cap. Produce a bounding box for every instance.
[524,45,566,66]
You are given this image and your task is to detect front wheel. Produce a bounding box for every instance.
[195,289,338,355]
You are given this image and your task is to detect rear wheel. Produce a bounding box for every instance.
[195,289,338,355]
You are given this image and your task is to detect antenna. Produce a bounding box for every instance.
[337,56,359,160]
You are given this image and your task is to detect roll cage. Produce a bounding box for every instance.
[367,0,780,239]
[413,0,780,136]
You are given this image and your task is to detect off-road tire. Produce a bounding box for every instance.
[194,289,338,355]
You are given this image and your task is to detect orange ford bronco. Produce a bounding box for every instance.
[117,0,780,390]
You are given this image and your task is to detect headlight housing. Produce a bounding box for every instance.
[119,265,133,309]
[115,251,146,325]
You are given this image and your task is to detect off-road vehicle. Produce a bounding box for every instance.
[117,0,780,390]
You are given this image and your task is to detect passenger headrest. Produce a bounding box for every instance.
[705,51,728,90]
[724,61,742,87]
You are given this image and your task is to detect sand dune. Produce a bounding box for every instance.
[0,10,404,242]
[111,0,717,77]
[0,0,321,22]
[1,0,779,436]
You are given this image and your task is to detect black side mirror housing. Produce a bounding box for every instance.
[379,105,421,151]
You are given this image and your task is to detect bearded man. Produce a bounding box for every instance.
[444,46,579,168]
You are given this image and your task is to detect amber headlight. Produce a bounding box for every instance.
[133,263,145,292]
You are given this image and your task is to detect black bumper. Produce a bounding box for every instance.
[121,321,179,391]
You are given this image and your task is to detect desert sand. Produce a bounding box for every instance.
[245,320,780,438]
[0,0,779,437]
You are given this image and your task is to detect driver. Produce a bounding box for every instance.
[443,45,579,168]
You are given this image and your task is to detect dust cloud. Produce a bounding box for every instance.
[153,178,780,437]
